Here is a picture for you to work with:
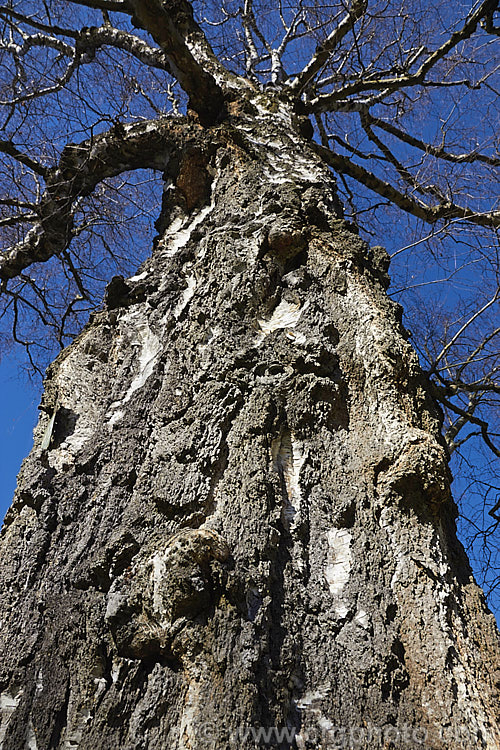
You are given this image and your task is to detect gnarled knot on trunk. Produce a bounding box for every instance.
[266,216,307,261]
[104,527,229,659]
[375,437,452,512]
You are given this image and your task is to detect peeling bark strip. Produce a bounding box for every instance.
[0,97,499,749]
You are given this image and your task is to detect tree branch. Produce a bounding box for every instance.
[0,7,78,38]
[436,390,500,458]
[430,288,500,373]
[0,9,175,75]
[359,111,447,203]
[127,0,227,124]
[0,117,186,282]
[0,140,49,178]
[76,24,174,71]
[313,143,500,229]
[65,0,129,11]
[1,0,231,122]
[365,113,500,167]
[288,0,367,96]
[307,0,497,113]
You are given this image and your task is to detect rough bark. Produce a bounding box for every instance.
[0,95,499,750]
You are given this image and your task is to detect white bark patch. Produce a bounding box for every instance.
[0,689,23,747]
[174,274,197,318]
[158,169,220,261]
[239,99,328,188]
[263,150,325,186]
[378,507,497,743]
[295,685,331,709]
[253,98,294,128]
[106,309,161,426]
[319,717,335,732]
[47,333,114,468]
[40,411,56,451]
[198,327,221,363]
[158,215,183,255]
[107,409,125,427]
[199,326,220,347]
[152,552,167,620]
[178,682,200,750]
[242,132,324,186]
[379,506,451,629]
[271,430,306,525]
[124,322,161,402]
[324,528,352,597]
[258,299,307,340]
[128,270,148,282]
[60,706,92,750]
[94,678,107,702]
[342,278,426,455]
[355,610,370,629]
[26,719,38,750]
[335,604,349,619]
[158,204,213,257]
[284,329,307,345]
[44,307,161,461]
[294,684,333,750]
[105,591,126,622]
[111,659,124,685]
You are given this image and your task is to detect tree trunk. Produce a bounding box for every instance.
[1,96,499,750]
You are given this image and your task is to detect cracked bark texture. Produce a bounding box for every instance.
[1,97,499,750]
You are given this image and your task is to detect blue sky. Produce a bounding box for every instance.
[0,356,39,519]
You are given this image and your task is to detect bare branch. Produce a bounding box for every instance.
[1,0,232,122]
[0,117,186,282]
[127,0,227,124]
[76,24,174,71]
[313,142,500,229]
[437,390,500,458]
[366,113,500,167]
[430,288,500,373]
[288,0,367,96]
[0,7,77,38]
[456,328,500,380]
[359,111,446,202]
[242,0,265,78]
[0,52,80,106]
[0,140,49,178]
[0,31,74,58]
[0,9,175,74]
[308,0,497,112]
[65,0,129,11]
[483,4,500,35]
